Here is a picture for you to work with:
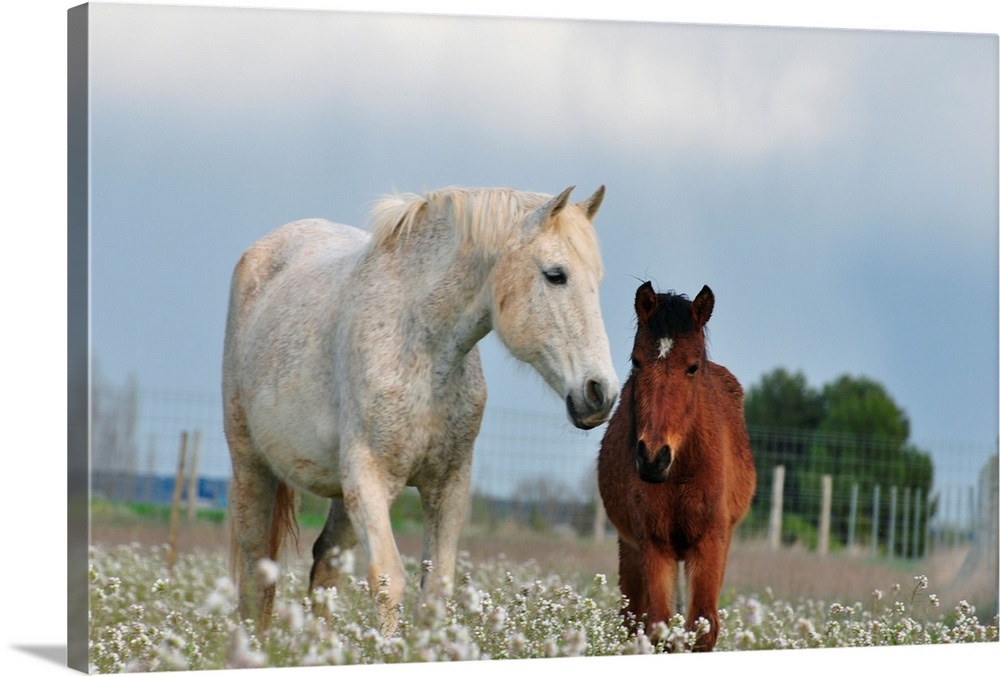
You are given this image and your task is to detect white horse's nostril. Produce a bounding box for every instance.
[586,378,603,408]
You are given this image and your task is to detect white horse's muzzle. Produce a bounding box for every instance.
[566,376,618,430]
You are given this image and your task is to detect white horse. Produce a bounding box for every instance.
[222,185,619,632]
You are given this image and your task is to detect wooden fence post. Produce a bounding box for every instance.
[818,475,832,555]
[186,429,201,520]
[168,431,188,574]
[144,434,156,503]
[768,465,785,550]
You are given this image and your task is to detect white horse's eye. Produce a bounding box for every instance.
[543,267,568,285]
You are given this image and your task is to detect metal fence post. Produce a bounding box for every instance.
[927,490,936,558]
[768,465,785,550]
[887,486,897,560]
[818,475,832,555]
[901,487,911,559]
[967,485,975,545]
[593,480,606,542]
[872,484,880,557]
[847,483,858,552]
[949,487,957,548]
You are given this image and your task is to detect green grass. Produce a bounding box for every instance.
[90,499,227,525]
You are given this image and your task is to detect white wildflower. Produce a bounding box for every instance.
[692,616,712,646]
[375,576,393,605]
[419,596,447,624]
[488,606,506,633]
[735,628,756,649]
[795,617,815,638]
[228,626,265,669]
[650,620,670,643]
[155,631,189,671]
[743,597,763,626]
[330,547,355,574]
[459,585,482,615]
[312,585,339,616]
[255,558,280,587]
[563,627,588,657]
[666,623,690,653]
[277,600,305,633]
[201,577,237,615]
[632,630,653,654]
[509,631,528,655]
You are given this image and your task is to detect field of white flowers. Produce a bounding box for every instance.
[87,541,998,673]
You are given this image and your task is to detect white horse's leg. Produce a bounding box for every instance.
[309,498,358,611]
[417,452,473,601]
[342,452,407,635]
[228,452,280,627]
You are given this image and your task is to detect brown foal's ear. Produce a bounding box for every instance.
[635,281,658,326]
[692,285,714,328]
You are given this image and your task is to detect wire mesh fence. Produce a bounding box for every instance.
[91,388,998,566]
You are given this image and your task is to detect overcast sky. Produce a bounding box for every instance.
[84,2,997,492]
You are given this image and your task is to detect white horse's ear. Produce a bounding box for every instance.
[577,185,605,222]
[535,186,575,226]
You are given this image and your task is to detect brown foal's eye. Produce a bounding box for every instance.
[686,363,700,376]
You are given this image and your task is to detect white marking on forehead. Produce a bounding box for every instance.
[657,336,674,359]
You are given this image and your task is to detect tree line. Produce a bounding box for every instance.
[743,367,934,555]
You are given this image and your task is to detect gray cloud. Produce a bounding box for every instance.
[92,6,859,161]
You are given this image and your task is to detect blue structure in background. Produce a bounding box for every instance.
[93,473,229,508]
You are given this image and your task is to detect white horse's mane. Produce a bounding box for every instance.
[366,187,603,277]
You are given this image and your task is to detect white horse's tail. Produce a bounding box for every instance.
[229,481,300,585]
